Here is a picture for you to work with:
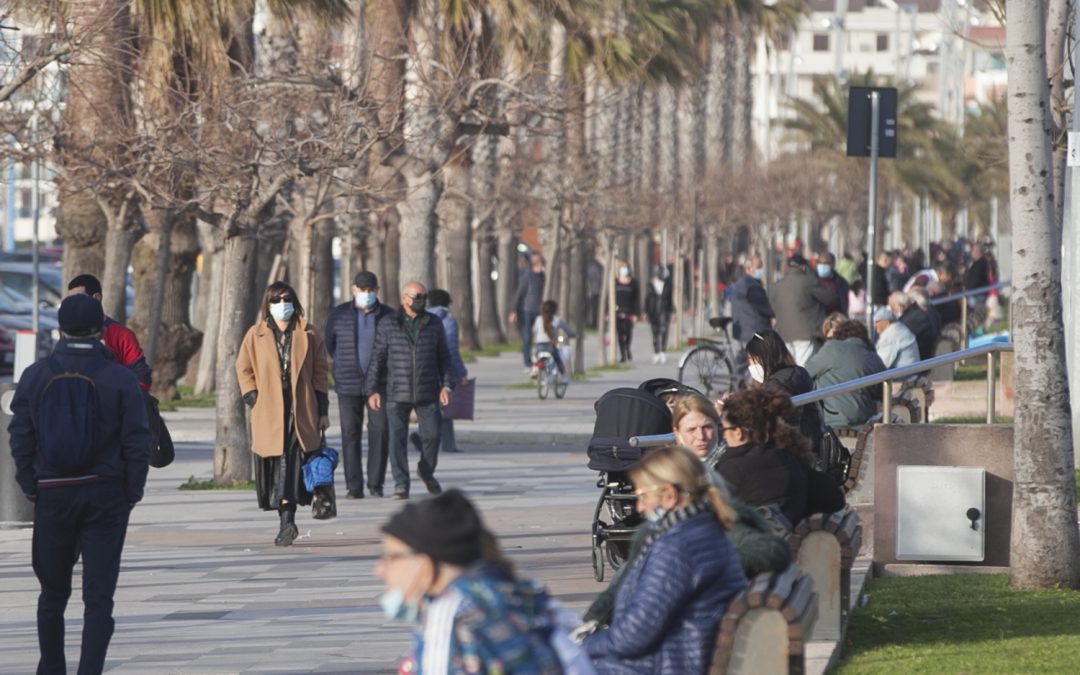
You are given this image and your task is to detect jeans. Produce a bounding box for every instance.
[387,400,441,493]
[337,393,390,494]
[519,312,538,367]
[650,317,669,353]
[33,481,131,675]
[535,342,565,374]
[440,417,457,453]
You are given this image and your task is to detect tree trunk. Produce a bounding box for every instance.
[569,226,587,374]
[191,218,224,393]
[496,225,517,335]
[438,146,480,350]
[477,225,505,345]
[310,215,335,335]
[1044,0,1068,237]
[383,215,402,298]
[214,228,258,485]
[1005,0,1080,589]
[100,200,139,322]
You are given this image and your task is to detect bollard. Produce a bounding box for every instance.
[0,382,33,527]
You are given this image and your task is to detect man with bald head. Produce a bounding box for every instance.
[366,281,454,500]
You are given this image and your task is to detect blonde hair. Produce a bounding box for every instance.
[671,393,721,432]
[629,446,736,530]
[821,312,848,339]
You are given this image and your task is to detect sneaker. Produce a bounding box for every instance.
[392,490,409,500]
[422,477,443,495]
[345,491,364,499]
[659,352,667,364]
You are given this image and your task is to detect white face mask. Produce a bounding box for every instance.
[618,266,630,277]
[354,291,376,309]
[748,363,765,383]
[270,302,295,322]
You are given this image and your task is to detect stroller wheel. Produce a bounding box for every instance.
[606,539,629,571]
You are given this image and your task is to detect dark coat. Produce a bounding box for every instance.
[644,278,673,322]
[870,264,890,306]
[365,310,453,404]
[805,337,886,428]
[584,511,746,675]
[715,442,811,527]
[8,339,152,503]
[769,269,835,342]
[899,305,940,360]
[765,365,823,451]
[615,279,640,316]
[964,257,990,291]
[428,306,468,380]
[818,273,850,316]
[324,300,395,396]
[729,274,774,343]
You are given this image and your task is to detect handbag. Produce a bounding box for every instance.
[442,377,476,421]
[145,393,175,468]
[304,433,338,520]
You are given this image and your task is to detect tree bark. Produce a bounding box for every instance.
[100,199,139,322]
[1005,0,1080,589]
[214,228,258,485]
[438,146,480,350]
[1044,0,1069,237]
[192,229,223,394]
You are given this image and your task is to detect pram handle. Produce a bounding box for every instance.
[628,433,676,448]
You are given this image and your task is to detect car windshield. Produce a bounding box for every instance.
[0,286,31,314]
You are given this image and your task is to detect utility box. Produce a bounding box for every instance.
[896,466,985,562]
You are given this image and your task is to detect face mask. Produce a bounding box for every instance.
[409,298,427,314]
[618,266,630,277]
[378,588,419,623]
[354,291,376,309]
[748,363,765,383]
[816,264,832,278]
[269,302,294,322]
[645,506,668,525]
[752,267,765,281]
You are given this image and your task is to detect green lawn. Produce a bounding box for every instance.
[836,574,1080,674]
[178,475,255,490]
[157,385,216,411]
[462,341,522,363]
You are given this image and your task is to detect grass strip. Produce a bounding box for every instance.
[837,574,1080,674]
[158,385,216,412]
[179,475,256,490]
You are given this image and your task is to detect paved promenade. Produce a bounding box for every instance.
[0,325,686,673]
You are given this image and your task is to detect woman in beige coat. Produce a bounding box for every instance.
[236,281,330,546]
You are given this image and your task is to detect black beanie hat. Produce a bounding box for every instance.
[381,489,484,566]
[58,294,105,336]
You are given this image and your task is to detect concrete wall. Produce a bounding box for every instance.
[873,424,1014,573]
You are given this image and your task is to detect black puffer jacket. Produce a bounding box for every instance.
[365,310,453,404]
[765,365,823,451]
[324,301,395,396]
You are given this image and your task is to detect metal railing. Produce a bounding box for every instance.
[926,280,1010,350]
[628,342,1014,448]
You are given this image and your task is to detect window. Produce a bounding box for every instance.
[18,189,32,217]
[877,34,890,52]
[813,34,830,52]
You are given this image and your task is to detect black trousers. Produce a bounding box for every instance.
[616,315,634,360]
[32,481,130,675]
[337,392,390,494]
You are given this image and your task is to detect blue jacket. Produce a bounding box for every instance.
[585,511,747,675]
[8,339,152,503]
[729,273,774,343]
[324,300,396,396]
[428,306,468,380]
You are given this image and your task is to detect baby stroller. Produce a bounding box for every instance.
[587,387,673,582]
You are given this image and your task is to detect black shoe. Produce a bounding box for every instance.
[368,486,384,497]
[312,486,337,520]
[346,490,364,499]
[392,490,409,500]
[409,432,423,453]
[422,477,442,495]
[274,508,299,546]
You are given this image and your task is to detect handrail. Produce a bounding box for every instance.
[628,341,1013,447]
[928,280,1010,306]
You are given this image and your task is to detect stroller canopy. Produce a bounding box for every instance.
[587,388,673,472]
[638,378,701,399]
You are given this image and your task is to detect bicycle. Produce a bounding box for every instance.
[535,338,571,400]
[678,317,738,398]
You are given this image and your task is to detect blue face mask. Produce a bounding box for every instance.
[354,291,377,309]
[645,506,668,525]
[270,302,295,322]
[816,264,832,279]
[752,267,765,281]
[378,588,419,623]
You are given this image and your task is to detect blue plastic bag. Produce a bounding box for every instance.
[303,445,339,493]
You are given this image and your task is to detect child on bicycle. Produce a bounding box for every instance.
[532,300,576,375]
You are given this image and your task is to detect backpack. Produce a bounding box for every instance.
[32,357,108,475]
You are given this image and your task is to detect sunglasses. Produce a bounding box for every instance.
[406,293,428,301]
[270,295,295,304]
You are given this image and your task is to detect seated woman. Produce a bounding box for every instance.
[745,329,823,451]
[376,490,563,674]
[672,392,723,466]
[532,299,576,374]
[714,388,844,529]
[805,314,887,428]
[583,446,747,675]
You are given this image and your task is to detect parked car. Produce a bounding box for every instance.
[0,281,59,362]
[0,261,135,318]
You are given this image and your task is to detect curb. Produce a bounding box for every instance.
[167,428,592,449]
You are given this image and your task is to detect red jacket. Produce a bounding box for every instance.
[103,318,152,391]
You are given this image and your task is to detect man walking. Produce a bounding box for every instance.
[9,294,152,674]
[769,255,836,366]
[729,255,773,346]
[508,253,545,372]
[325,271,395,498]
[815,252,850,316]
[66,274,151,391]
[366,281,453,500]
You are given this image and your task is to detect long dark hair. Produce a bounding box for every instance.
[261,281,305,322]
[541,299,557,343]
[745,329,794,380]
[721,388,814,463]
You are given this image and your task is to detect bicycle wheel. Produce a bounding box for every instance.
[678,346,734,397]
[554,369,568,399]
[537,364,550,399]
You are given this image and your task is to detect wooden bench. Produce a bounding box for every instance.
[709,565,818,675]
[786,507,862,642]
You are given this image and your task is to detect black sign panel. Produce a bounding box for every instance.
[846,86,898,158]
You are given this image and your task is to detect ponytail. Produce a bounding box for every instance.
[702,484,736,531]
